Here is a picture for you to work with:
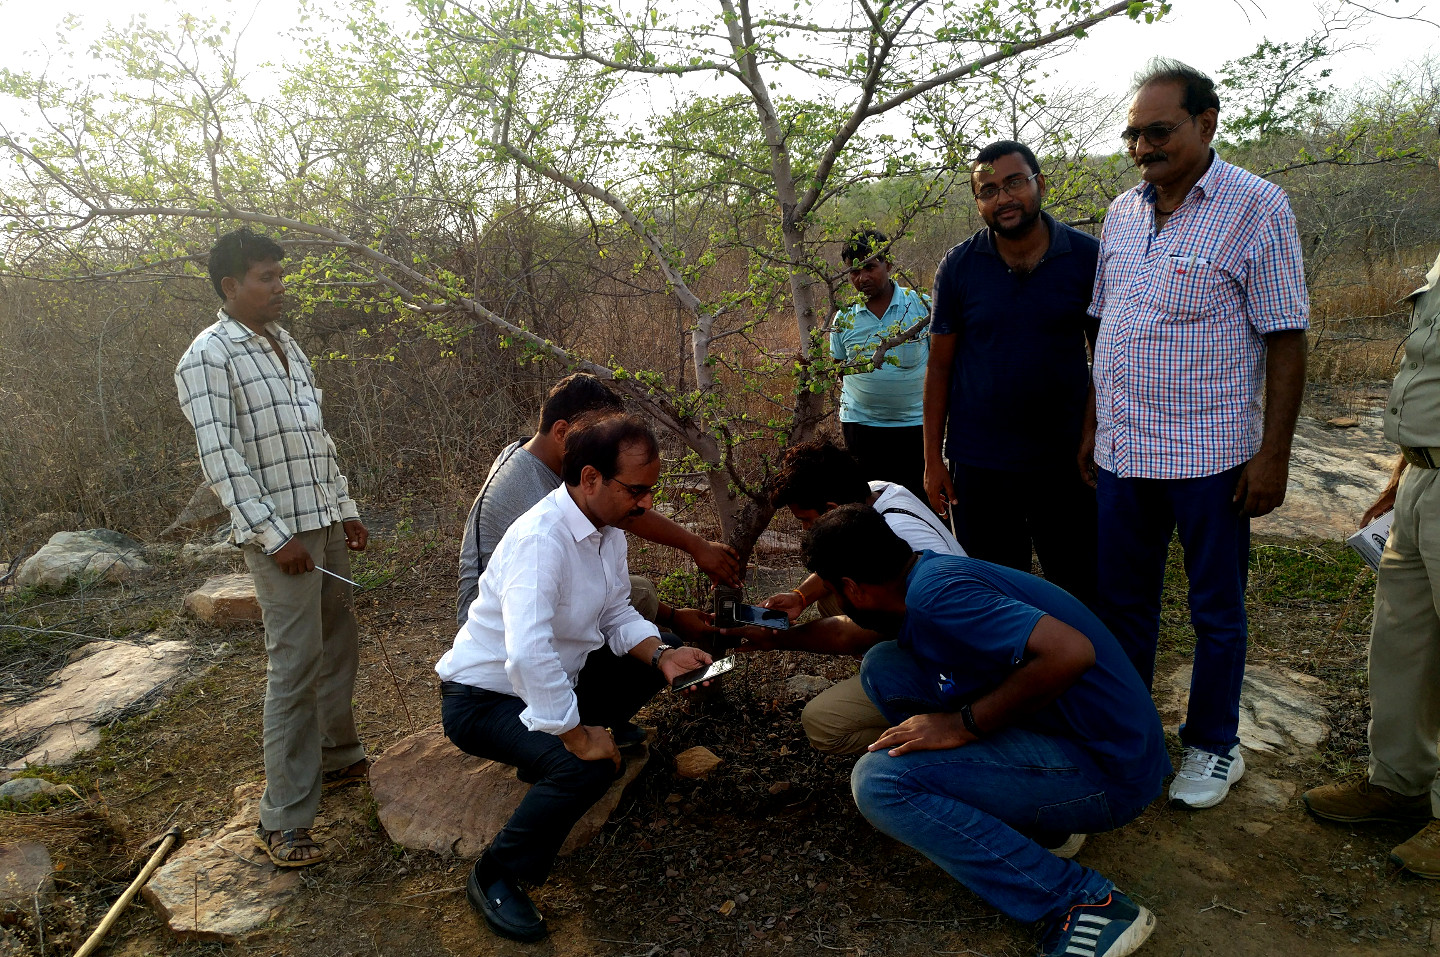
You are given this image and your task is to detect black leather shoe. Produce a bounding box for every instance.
[466,858,547,943]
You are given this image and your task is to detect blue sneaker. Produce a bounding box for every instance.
[1040,891,1155,957]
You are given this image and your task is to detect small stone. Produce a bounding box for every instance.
[785,675,832,697]
[675,746,723,779]
[1239,821,1274,837]
[0,778,61,802]
[665,793,683,804]
[768,781,791,795]
[184,574,262,624]
[1326,416,1360,428]
[718,900,736,916]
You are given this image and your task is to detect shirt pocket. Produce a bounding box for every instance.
[1142,258,1230,321]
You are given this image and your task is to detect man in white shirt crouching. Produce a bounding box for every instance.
[436,412,712,944]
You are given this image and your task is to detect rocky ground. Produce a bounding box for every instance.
[0,406,1429,957]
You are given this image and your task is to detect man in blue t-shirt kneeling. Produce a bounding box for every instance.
[802,504,1170,957]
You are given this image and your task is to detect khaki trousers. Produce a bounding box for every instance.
[798,593,890,754]
[1369,466,1440,815]
[628,575,659,623]
[244,523,365,831]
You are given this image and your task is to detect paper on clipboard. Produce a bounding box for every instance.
[1346,511,1394,570]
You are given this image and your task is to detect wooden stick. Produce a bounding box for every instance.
[72,826,184,957]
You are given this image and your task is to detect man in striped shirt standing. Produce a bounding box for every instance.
[1081,60,1309,810]
[176,228,370,867]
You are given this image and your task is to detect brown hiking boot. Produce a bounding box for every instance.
[1392,821,1440,878]
[1302,775,1432,823]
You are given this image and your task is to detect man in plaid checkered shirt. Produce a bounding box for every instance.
[1079,60,1309,811]
[176,228,370,867]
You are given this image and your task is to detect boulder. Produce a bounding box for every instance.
[15,530,151,590]
[0,778,78,806]
[1161,663,1327,757]
[142,782,305,942]
[0,638,191,769]
[158,485,228,540]
[0,843,53,903]
[369,726,648,859]
[184,574,261,624]
[675,746,723,779]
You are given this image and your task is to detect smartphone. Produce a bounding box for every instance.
[731,603,790,631]
[713,585,743,628]
[672,655,737,692]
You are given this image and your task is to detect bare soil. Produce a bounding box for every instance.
[1,526,1436,957]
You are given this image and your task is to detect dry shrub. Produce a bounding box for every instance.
[1307,255,1427,390]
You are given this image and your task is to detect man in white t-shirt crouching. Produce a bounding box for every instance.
[739,440,965,754]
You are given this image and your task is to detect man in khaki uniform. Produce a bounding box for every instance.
[1303,149,1440,877]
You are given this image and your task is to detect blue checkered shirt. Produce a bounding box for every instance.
[175,311,358,553]
[1090,153,1309,479]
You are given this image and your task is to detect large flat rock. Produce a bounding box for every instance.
[0,638,191,769]
[184,574,261,624]
[1161,663,1328,756]
[370,726,648,859]
[142,783,305,942]
[1253,414,1394,542]
[15,529,151,590]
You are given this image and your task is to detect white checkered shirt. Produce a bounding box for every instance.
[1089,153,1309,479]
[175,311,359,553]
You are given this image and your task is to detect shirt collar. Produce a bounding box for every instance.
[1139,148,1222,206]
[218,309,288,343]
[554,485,602,542]
[1405,250,1440,303]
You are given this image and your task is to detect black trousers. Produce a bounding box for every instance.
[440,643,668,885]
[949,462,1099,610]
[841,422,927,503]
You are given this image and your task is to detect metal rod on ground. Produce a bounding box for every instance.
[72,826,184,957]
[317,566,416,733]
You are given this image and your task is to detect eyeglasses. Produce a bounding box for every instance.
[605,477,657,499]
[973,172,1040,203]
[1121,115,1196,150]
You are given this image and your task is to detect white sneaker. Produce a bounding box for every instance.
[1169,745,1245,809]
[1045,833,1087,859]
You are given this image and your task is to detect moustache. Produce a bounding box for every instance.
[1136,152,1167,166]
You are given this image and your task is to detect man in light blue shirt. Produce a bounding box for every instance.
[830,229,930,501]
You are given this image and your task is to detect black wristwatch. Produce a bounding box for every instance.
[959,702,982,736]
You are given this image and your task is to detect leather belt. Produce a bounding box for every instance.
[1401,446,1440,469]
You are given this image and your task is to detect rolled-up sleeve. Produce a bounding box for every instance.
[1245,200,1309,334]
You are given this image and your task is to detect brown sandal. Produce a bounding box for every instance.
[254,826,326,867]
[322,758,370,792]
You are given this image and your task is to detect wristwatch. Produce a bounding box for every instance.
[650,642,669,670]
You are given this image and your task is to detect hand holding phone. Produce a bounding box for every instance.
[671,655,737,692]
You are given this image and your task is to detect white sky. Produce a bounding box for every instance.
[0,0,1435,130]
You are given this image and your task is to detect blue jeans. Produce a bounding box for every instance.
[853,641,1128,924]
[1095,466,1249,755]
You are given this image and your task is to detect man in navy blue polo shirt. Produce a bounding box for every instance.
[923,140,1100,607]
[804,504,1168,957]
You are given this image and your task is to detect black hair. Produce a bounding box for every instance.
[771,439,871,512]
[207,228,286,299]
[1133,57,1220,116]
[972,140,1041,183]
[841,228,890,266]
[561,412,659,486]
[802,503,914,587]
[538,373,623,433]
